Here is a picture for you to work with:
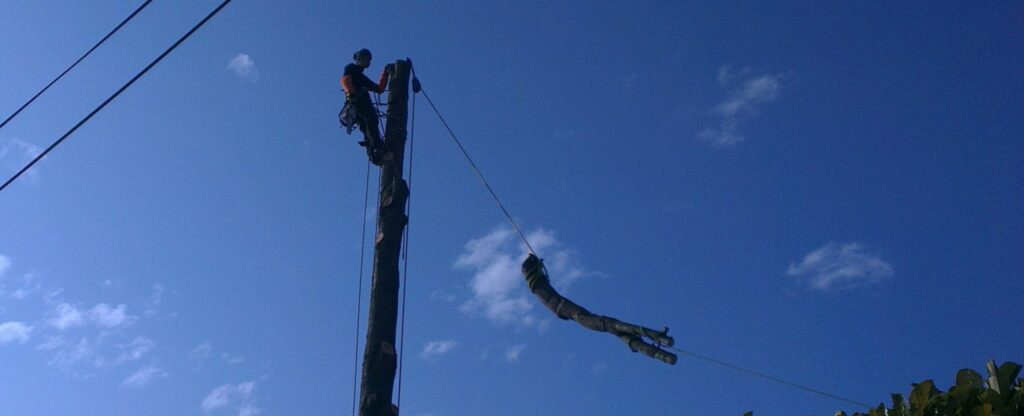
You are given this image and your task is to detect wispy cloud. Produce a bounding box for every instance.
[787,242,894,291]
[123,364,166,388]
[202,381,258,416]
[45,301,136,329]
[190,342,214,361]
[227,53,259,81]
[0,255,40,300]
[503,344,525,362]
[47,303,85,329]
[116,336,154,363]
[46,303,136,330]
[0,321,32,344]
[221,352,245,365]
[699,66,782,148]
[455,226,596,327]
[0,254,10,276]
[89,303,135,328]
[38,335,102,370]
[429,290,456,303]
[0,139,43,182]
[145,284,164,316]
[421,340,458,360]
[1,272,39,300]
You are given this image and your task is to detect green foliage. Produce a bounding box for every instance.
[744,361,1022,416]
[847,361,1022,416]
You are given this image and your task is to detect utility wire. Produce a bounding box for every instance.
[665,345,872,409]
[0,0,233,193]
[0,0,154,131]
[417,86,537,255]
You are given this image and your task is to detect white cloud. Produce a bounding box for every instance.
[123,364,166,388]
[41,336,100,370]
[699,67,782,148]
[0,270,40,301]
[238,404,259,416]
[221,352,245,365]
[202,385,233,410]
[0,254,10,276]
[787,242,894,290]
[716,66,752,86]
[227,53,258,81]
[0,321,32,344]
[6,272,39,299]
[89,303,136,328]
[145,284,164,315]
[429,290,456,303]
[503,344,525,362]
[421,340,458,359]
[455,228,534,325]
[202,381,258,416]
[117,336,154,363]
[189,342,213,361]
[456,226,596,327]
[0,139,43,182]
[0,256,41,300]
[47,303,85,329]
[46,302,135,330]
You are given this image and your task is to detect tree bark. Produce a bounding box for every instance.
[359,59,411,416]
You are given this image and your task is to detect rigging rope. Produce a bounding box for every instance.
[395,87,417,409]
[0,0,154,131]
[416,85,537,255]
[350,159,373,416]
[0,0,234,193]
[665,345,871,409]
[363,66,871,412]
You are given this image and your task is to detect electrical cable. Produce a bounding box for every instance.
[665,345,872,409]
[0,0,233,193]
[0,0,154,131]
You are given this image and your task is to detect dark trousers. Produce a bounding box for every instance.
[354,98,382,148]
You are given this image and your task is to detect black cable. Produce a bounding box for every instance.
[666,345,872,409]
[0,0,154,131]
[0,0,233,193]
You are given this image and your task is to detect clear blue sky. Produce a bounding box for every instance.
[1,1,1021,415]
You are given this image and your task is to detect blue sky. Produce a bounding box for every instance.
[1,1,1022,415]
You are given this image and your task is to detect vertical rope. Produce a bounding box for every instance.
[351,160,372,416]
[395,87,417,409]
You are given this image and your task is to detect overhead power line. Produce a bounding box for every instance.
[0,0,233,193]
[0,0,154,131]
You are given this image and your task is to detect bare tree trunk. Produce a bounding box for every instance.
[359,59,411,416]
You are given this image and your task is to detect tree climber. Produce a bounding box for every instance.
[340,48,393,165]
[521,253,678,365]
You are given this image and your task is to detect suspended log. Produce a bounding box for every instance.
[521,253,677,365]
